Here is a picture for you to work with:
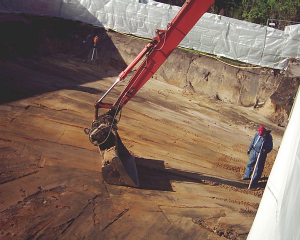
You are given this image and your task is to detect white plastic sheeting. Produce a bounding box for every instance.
[247,87,300,240]
[1,0,300,69]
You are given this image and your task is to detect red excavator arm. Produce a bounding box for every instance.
[94,0,214,118]
[85,0,214,187]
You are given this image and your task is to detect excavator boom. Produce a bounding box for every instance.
[86,0,214,187]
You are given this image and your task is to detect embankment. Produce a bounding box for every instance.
[1,13,299,126]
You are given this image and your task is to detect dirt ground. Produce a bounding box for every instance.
[0,14,286,240]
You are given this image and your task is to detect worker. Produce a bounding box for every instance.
[242,126,273,185]
[93,35,98,47]
[85,35,99,65]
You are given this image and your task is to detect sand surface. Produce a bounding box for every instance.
[0,53,285,240]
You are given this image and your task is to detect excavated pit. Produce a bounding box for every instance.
[0,13,298,239]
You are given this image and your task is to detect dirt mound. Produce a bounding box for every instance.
[0,13,91,59]
[0,13,126,70]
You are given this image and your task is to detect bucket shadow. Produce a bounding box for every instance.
[135,157,262,191]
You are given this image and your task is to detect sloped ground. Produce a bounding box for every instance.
[0,14,286,239]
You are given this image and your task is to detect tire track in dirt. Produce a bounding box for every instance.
[123,108,232,157]
[126,105,245,154]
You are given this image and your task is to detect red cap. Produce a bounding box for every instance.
[259,126,266,136]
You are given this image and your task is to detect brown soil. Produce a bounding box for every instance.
[0,13,290,239]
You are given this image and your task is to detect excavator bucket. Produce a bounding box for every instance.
[85,114,139,187]
[101,131,139,187]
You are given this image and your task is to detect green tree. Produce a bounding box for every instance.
[156,0,300,27]
[240,0,269,24]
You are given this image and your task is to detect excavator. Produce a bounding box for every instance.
[84,0,215,187]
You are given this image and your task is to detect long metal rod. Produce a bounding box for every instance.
[96,78,120,103]
[248,140,264,189]
[91,48,96,60]
[95,43,153,105]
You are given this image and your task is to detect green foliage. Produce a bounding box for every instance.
[213,0,300,26]
[156,0,300,27]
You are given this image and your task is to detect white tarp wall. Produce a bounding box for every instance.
[1,0,300,69]
[247,87,300,240]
